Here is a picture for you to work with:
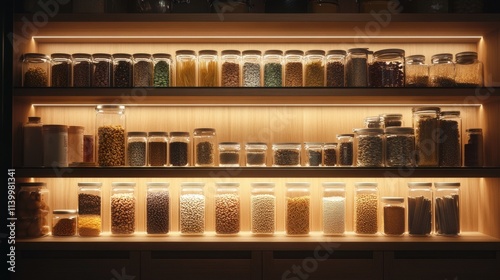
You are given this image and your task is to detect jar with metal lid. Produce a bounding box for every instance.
[219,142,241,167]
[284,50,304,87]
[83,135,95,163]
[323,142,337,166]
[385,127,415,167]
[72,53,92,87]
[380,113,403,127]
[354,182,378,235]
[133,53,153,87]
[198,50,219,87]
[273,143,301,167]
[179,182,206,235]
[337,134,354,166]
[326,50,346,87]
[264,50,283,87]
[346,48,369,87]
[369,49,405,87]
[304,50,325,87]
[92,53,112,87]
[169,131,190,166]
[176,50,197,87]
[242,50,262,87]
[211,0,250,13]
[127,132,147,166]
[16,182,50,238]
[434,182,460,236]
[430,53,455,87]
[407,182,432,236]
[251,182,276,235]
[358,0,391,12]
[455,51,483,87]
[111,182,136,235]
[413,107,440,167]
[221,50,241,87]
[309,0,339,12]
[95,105,126,166]
[354,128,385,167]
[68,126,84,164]
[172,0,211,12]
[130,0,171,12]
[439,111,461,167]
[364,116,382,128]
[51,53,72,87]
[193,128,217,166]
[146,182,170,234]
[113,53,133,87]
[464,128,483,167]
[153,53,172,87]
[286,182,311,235]
[381,197,405,236]
[78,182,102,237]
[22,53,50,87]
[304,142,323,166]
[215,182,241,235]
[452,0,484,13]
[405,55,429,87]
[245,142,267,166]
[52,210,77,236]
[43,125,68,167]
[148,132,168,167]
[322,182,345,235]
[23,116,43,167]
[266,0,308,12]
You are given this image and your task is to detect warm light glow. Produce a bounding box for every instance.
[32,103,483,107]
[32,35,483,40]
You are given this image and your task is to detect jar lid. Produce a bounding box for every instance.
[246,142,267,146]
[176,50,196,56]
[251,182,275,187]
[455,51,477,60]
[68,126,84,133]
[148,131,168,137]
[304,142,323,146]
[365,116,381,122]
[405,55,426,64]
[323,142,338,146]
[23,53,50,60]
[181,182,205,187]
[354,182,378,187]
[434,182,461,188]
[112,182,136,187]
[170,131,190,137]
[273,142,301,147]
[440,111,461,116]
[43,124,68,132]
[215,182,240,187]
[128,131,147,137]
[466,128,482,133]
[305,50,325,56]
[153,53,172,59]
[326,50,347,56]
[221,50,241,56]
[112,53,132,58]
[431,53,453,62]
[53,209,78,214]
[381,197,404,203]
[407,182,432,188]
[72,53,92,59]
[92,53,112,59]
[96,104,126,112]
[242,50,262,56]
[286,182,311,188]
[219,141,240,146]
[264,50,283,56]
[322,182,345,187]
[347,48,370,54]
[78,182,102,187]
[51,53,72,59]
[28,116,41,123]
[133,53,152,58]
[385,127,414,134]
[194,128,216,133]
[354,128,384,134]
[337,133,354,137]
[285,50,304,56]
[412,106,440,113]
[146,182,170,187]
[199,50,218,56]
[18,182,46,187]
[373,48,405,58]
[380,113,402,119]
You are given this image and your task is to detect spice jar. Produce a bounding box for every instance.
[219,142,241,167]
[113,53,133,87]
[242,50,262,87]
[43,125,68,167]
[23,116,43,167]
[215,182,241,235]
[127,132,147,167]
[455,51,483,87]
[354,128,385,167]
[309,0,339,12]
[52,210,77,236]
[153,53,172,87]
[337,134,354,166]
[323,143,337,166]
[176,50,197,87]
[284,50,304,87]
[359,0,391,12]
[439,111,462,167]
[385,127,415,167]
[172,0,211,12]
[245,142,267,167]
[92,53,112,87]
[430,53,455,87]
[264,50,283,87]
[251,182,276,235]
[16,182,50,238]
[72,53,92,87]
[322,182,346,235]
[285,182,311,236]
[51,53,72,87]
[193,128,217,166]
[78,182,102,237]
[83,135,95,163]
[364,116,382,128]
[407,182,432,236]
[133,53,153,87]
[148,132,168,167]
[111,182,136,235]
[68,126,84,164]
[405,55,429,87]
[179,182,206,235]
[198,50,219,87]
[369,49,405,87]
[434,182,460,236]
[211,0,250,13]
[464,128,483,167]
[146,182,170,235]
[380,113,403,127]
[273,143,301,167]
[169,131,190,167]
[326,50,346,87]
[22,53,50,87]
[304,50,325,86]
[95,105,126,167]
[413,107,440,167]
[346,48,369,87]
[221,50,241,87]
[354,182,378,235]
[304,142,323,166]
[381,197,405,236]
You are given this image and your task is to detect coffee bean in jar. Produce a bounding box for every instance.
[51,53,72,87]
[113,53,133,87]
[92,53,112,87]
[72,53,92,87]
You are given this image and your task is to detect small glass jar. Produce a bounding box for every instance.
[92,53,112,87]
[52,210,77,237]
[439,111,462,167]
[354,182,379,235]
[51,53,72,87]
[113,53,133,87]
[285,182,311,236]
[22,53,50,87]
[95,105,126,167]
[407,182,432,236]
[455,51,483,87]
[148,132,168,167]
[83,135,95,163]
[169,131,190,167]
[176,50,197,87]
[304,142,323,166]
[381,197,405,236]
[111,182,136,235]
[354,128,385,167]
[434,182,460,236]
[323,142,337,166]
[146,182,170,234]
[326,50,346,87]
[23,116,43,167]
[221,50,241,87]
[242,50,262,87]
[215,182,241,235]
[68,126,84,164]
[272,143,301,167]
[284,50,304,87]
[153,53,172,87]
[193,128,217,166]
[304,50,325,87]
[405,55,429,87]
[380,113,403,127]
[133,53,153,87]
[127,132,147,167]
[369,49,405,87]
[72,53,92,87]
[211,0,250,13]
[264,50,284,87]
[78,182,102,237]
[43,125,68,167]
[219,142,241,167]
[198,50,219,87]
[179,182,205,235]
[385,127,415,167]
[251,182,276,235]
[309,0,340,13]
[322,182,346,236]
[364,116,382,128]
[245,142,267,167]
[346,48,370,87]
[337,134,354,166]
[430,53,456,87]
[16,182,50,238]
[359,0,391,12]
[413,107,440,167]
[464,128,483,167]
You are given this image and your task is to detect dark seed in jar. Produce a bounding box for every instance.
[111,193,135,234]
[345,57,367,87]
[51,63,71,87]
[369,61,404,87]
[338,142,353,166]
[357,135,384,167]
[24,67,48,87]
[305,62,324,87]
[147,191,170,234]
[221,62,240,87]
[285,62,303,87]
[264,63,283,87]
[307,150,322,166]
[73,61,91,87]
[196,141,214,165]
[324,148,337,166]
[274,149,300,166]
[149,141,167,166]
[415,118,439,166]
[93,61,111,87]
[246,152,266,166]
[386,135,414,167]
[243,62,261,87]
[326,61,344,87]
[220,152,240,165]
[170,142,189,166]
[134,60,153,87]
[439,119,461,167]
[114,61,132,87]
[128,141,147,166]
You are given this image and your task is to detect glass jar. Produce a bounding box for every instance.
[172,0,211,12]
[355,128,385,167]
[439,111,462,167]
[148,132,168,167]
[92,53,112,87]
[405,55,429,87]
[169,131,190,167]
[434,182,460,236]
[130,0,171,12]
[309,0,339,12]
[78,182,102,237]
[245,142,267,167]
[43,125,68,167]
[219,142,241,167]
[221,50,241,87]
[364,116,382,128]
[385,127,415,167]
[326,50,346,87]
[68,126,84,164]
[455,51,483,87]
[354,182,379,235]
[211,0,250,13]
[337,134,354,166]
[52,210,77,237]
[263,50,283,87]
[359,0,391,12]
[215,182,241,235]
[380,113,403,127]
[284,50,304,87]
[83,135,95,163]
[452,0,484,13]
[72,53,92,87]
[304,142,323,166]
[111,182,136,235]
[346,48,369,87]
[193,128,217,166]
[242,50,262,87]
[153,53,172,87]
[22,53,50,87]
[285,182,311,236]
[464,128,483,167]
[16,182,50,238]
[198,50,219,87]
[113,53,133,87]
[369,49,405,87]
[73,0,105,13]
[176,50,197,87]
[251,182,276,235]
[266,0,308,12]
[407,182,432,236]
[51,53,72,87]
[127,132,147,167]
[304,50,325,87]
[23,116,43,167]
[413,107,440,167]
[323,142,337,166]
[381,197,405,236]
[414,0,449,13]
[146,182,170,234]
[179,182,205,235]
[133,53,153,87]
[322,182,346,236]
[272,143,301,167]
[95,105,126,167]
[430,53,455,87]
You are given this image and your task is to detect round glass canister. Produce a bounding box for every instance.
[407,182,432,236]
[413,107,440,167]
[455,51,483,87]
[23,116,43,167]
[381,197,405,236]
[92,53,112,87]
[369,48,405,87]
[68,125,84,164]
[245,142,267,167]
[284,50,304,87]
[304,50,325,87]
[337,134,354,166]
[326,50,346,87]
[113,53,133,87]
[169,131,190,167]
[179,182,206,235]
[323,142,337,166]
[405,55,429,87]
[380,113,403,127]
[464,128,483,167]
[133,53,153,87]
[345,48,370,87]
[304,142,323,167]
[215,182,241,235]
[176,50,197,87]
[354,128,385,167]
[242,50,262,87]
[127,132,147,167]
[148,132,168,167]
[221,50,241,87]
[263,50,283,87]
[51,53,72,87]
[16,182,50,238]
[52,210,77,236]
[193,128,217,166]
[219,142,241,167]
[430,53,456,87]
[364,115,382,128]
[43,124,68,167]
[285,182,311,236]
[110,182,136,235]
[322,182,346,236]
[308,0,339,13]
[72,53,92,87]
[78,182,102,237]
[198,50,219,87]
[95,105,126,166]
[251,182,276,235]
[146,182,170,235]
[272,143,301,167]
[385,127,415,167]
[434,182,460,236]
[439,111,462,167]
[22,53,50,87]
[153,53,172,87]
[354,182,379,235]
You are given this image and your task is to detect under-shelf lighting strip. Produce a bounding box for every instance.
[32,104,483,107]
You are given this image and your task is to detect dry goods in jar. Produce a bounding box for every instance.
[323,196,345,234]
[97,125,125,166]
[251,194,275,234]
[147,190,170,234]
[355,193,378,234]
[215,193,240,234]
[180,194,205,234]
[111,193,135,234]
[286,196,310,235]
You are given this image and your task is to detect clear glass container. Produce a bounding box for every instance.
[369,48,405,87]
[169,131,190,167]
[346,48,369,87]
[23,116,43,167]
[354,182,379,235]
[221,50,241,87]
[304,50,325,87]
[242,50,262,87]
[385,127,415,167]
[430,53,456,87]
[179,182,205,235]
[78,182,102,237]
[245,142,267,167]
[355,128,385,167]
[215,182,241,235]
[113,53,133,87]
[110,182,136,235]
[309,0,340,12]
[251,182,276,235]
[153,53,172,87]
[264,50,283,87]
[285,182,311,236]
[322,182,346,236]
[83,135,95,163]
[68,126,84,164]
[127,132,147,167]
[22,53,50,87]
[381,197,405,236]
[193,128,217,166]
[407,182,432,236]
[323,142,337,166]
[405,55,429,87]
[211,0,250,13]
[72,53,92,87]
[148,132,168,167]
[272,143,301,167]
[337,134,354,166]
[92,53,112,87]
[175,50,197,87]
[304,142,323,166]
[439,111,462,167]
[284,50,304,87]
[219,142,241,167]
[16,182,50,238]
[455,51,483,87]
[359,0,391,12]
[52,210,77,236]
[434,182,460,236]
[380,113,403,127]
[95,105,126,167]
[364,115,382,128]
[198,50,219,87]
[146,182,170,234]
[464,128,483,167]
[326,50,346,87]
[133,53,153,87]
[51,53,72,87]
[413,107,440,167]
[43,125,68,167]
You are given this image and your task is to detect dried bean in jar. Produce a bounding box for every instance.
[324,148,337,166]
[345,57,368,87]
[111,193,135,234]
[357,135,383,167]
[149,142,167,166]
[147,191,170,234]
[127,141,146,166]
[51,63,71,87]
[369,61,404,87]
[114,61,132,87]
[386,135,415,167]
[439,119,461,167]
[286,196,310,235]
[274,149,300,166]
[251,194,275,234]
[307,150,322,166]
[52,218,76,236]
[170,142,189,166]
[243,62,261,87]
[134,60,153,87]
[355,193,378,234]
[180,194,205,234]
[215,193,240,234]
[24,67,48,87]
[221,62,240,87]
[304,61,324,87]
[93,61,111,87]
[78,193,101,215]
[97,125,125,166]
[196,141,214,165]
[338,142,353,166]
[326,61,344,87]
[154,60,170,87]
[285,62,303,87]
[73,62,91,87]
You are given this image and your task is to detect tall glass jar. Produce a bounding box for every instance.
[439,111,462,167]
[323,142,337,166]
[127,132,147,167]
[68,125,84,164]
[78,182,102,237]
[242,50,262,87]
[175,50,197,87]
[113,53,133,87]
[385,127,415,167]
[284,50,304,87]
[219,142,241,167]
[43,125,68,167]
[92,53,112,87]
[354,128,385,167]
[251,182,276,235]
[169,131,190,167]
[52,210,77,236]
[455,51,483,87]
[380,113,403,127]
[434,182,460,236]
[221,50,241,87]
[369,49,405,87]
[322,182,346,236]
[146,182,170,234]
[72,53,92,87]
[95,105,126,166]
[133,53,153,87]
[16,182,50,238]
[179,182,205,235]
[304,142,323,166]
[326,50,346,87]
[153,53,172,87]
[430,53,455,87]
[198,50,219,87]
[285,182,311,236]
[22,53,50,87]
[193,128,216,166]
[148,132,168,167]
[345,48,369,87]
[464,128,483,167]
[405,55,429,87]
[413,107,440,167]
[111,182,136,235]
[264,50,283,87]
[337,134,354,166]
[381,197,405,236]
[304,50,325,87]
[51,53,72,87]
[407,182,432,236]
[215,182,240,235]
[245,142,267,167]
[354,182,379,235]
[273,143,301,167]
[309,0,340,12]
[23,116,43,167]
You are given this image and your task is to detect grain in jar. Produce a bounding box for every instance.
[23,116,43,167]
[273,143,301,167]
[146,182,170,234]
[113,53,133,87]
[322,182,346,235]
[219,142,241,167]
[284,50,304,87]
[110,182,136,235]
[455,51,483,87]
[242,50,262,87]
[381,197,405,236]
[407,182,432,236]
[434,182,460,236]
[413,107,440,167]
[22,53,50,87]
[251,183,276,235]
[148,132,168,167]
[169,131,190,167]
[92,53,112,87]
[405,55,429,87]
[16,182,50,238]
[286,182,311,236]
[304,50,325,87]
[245,142,267,167]
[215,182,240,235]
[193,128,216,166]
[354,128,384,167]
[78,182,102,237]
[354,182,378,235]
[385,127,415,167]
[72,53,92,87]
[52,210,77,236]
[429,53,455,87]
[153,53,172,87]
[51,53,72,87]
[198,50,219,87]
[179,182,205,235]
[43,124,68,167]
[95,105,126,167]
[439,111,461,167]
[127,132,147,167]
[133,53,153,87]
[264,50,283,87]
[221,50,241,87]
[176,50,197,87]
[326,50,346,87]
